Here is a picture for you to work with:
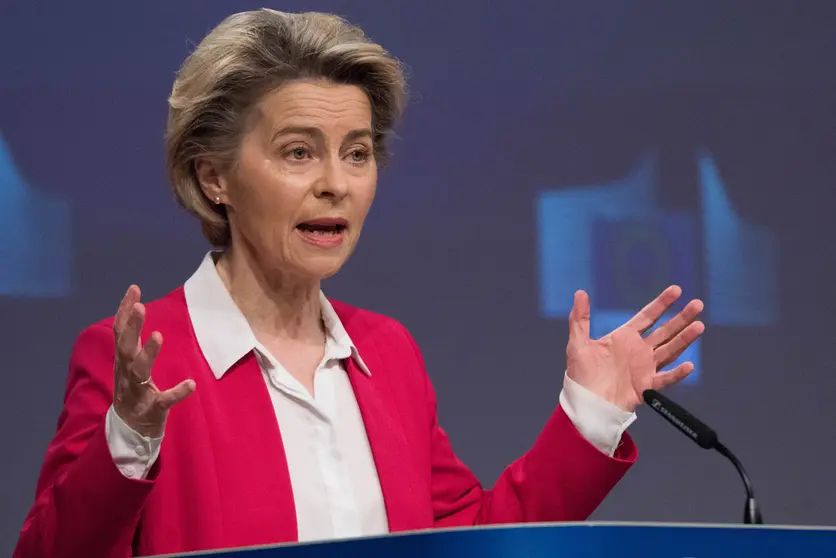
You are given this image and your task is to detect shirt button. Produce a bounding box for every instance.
[122,466,136,478]
[135,445,146,456]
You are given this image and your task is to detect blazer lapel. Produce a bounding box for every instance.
[345,356,424,532]
[204,353,299,544]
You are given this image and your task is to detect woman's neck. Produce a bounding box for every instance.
[215,244,324,345]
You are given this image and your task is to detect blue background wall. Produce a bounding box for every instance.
[2,1,835,552]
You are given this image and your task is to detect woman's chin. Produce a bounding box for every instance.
[293,254,349,281]
[313,264,344,280]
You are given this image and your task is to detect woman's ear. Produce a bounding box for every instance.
[195,158,228,206]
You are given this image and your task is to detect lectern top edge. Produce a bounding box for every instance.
[140,521,836,558]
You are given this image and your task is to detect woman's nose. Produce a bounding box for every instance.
[314,160,349,201]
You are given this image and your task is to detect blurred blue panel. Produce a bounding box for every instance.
[0,133,71,297]
[538,151,661,318]
[700,152,776,326]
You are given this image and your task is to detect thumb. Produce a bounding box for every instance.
[569,290,591,343]
[156,379,196,411]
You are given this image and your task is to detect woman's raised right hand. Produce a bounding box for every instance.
[112,285,196,438]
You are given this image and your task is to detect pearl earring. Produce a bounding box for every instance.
[215,197,221,205]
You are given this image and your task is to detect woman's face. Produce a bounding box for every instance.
[216,80,377,280]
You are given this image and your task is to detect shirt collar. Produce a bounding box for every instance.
[184,251,371,380]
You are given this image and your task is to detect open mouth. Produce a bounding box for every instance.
[295,219,348,236]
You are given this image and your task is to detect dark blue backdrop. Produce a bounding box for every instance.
[3,1,836,553]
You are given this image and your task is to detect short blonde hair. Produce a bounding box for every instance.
[166,9,406,246]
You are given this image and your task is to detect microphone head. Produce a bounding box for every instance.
[643,389,718,450]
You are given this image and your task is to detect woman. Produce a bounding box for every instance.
[15,9,704,558]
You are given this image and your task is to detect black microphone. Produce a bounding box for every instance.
[642,389,763,525]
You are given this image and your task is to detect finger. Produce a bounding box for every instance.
[568,290,591,343]
[114,285,141,336]
[651,361,695,391]
[155,379,197,411]
[654,321,705,369]
[625,285,682,334]
[130,331,163,383]
[645,298,704,349]
[116,302,146,365]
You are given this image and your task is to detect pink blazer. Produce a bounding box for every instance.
[15,288,637,557]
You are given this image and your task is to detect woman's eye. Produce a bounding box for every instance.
[290,147,309,160]
[348,149,370,163]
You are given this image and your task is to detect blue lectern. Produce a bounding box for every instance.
[149,522,836,557]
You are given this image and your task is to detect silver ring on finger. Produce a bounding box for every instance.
[137,375,153,386]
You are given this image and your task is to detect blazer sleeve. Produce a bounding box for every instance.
[405,332,638,526]
[14,323,157,558]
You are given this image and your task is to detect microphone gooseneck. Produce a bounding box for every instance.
[713,440,763,525]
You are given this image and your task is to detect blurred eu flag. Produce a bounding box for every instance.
[592,214,698,313]
[538,150,777,383]
[0,133,71,297]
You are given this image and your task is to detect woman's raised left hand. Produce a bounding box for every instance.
[565,286,705,413]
